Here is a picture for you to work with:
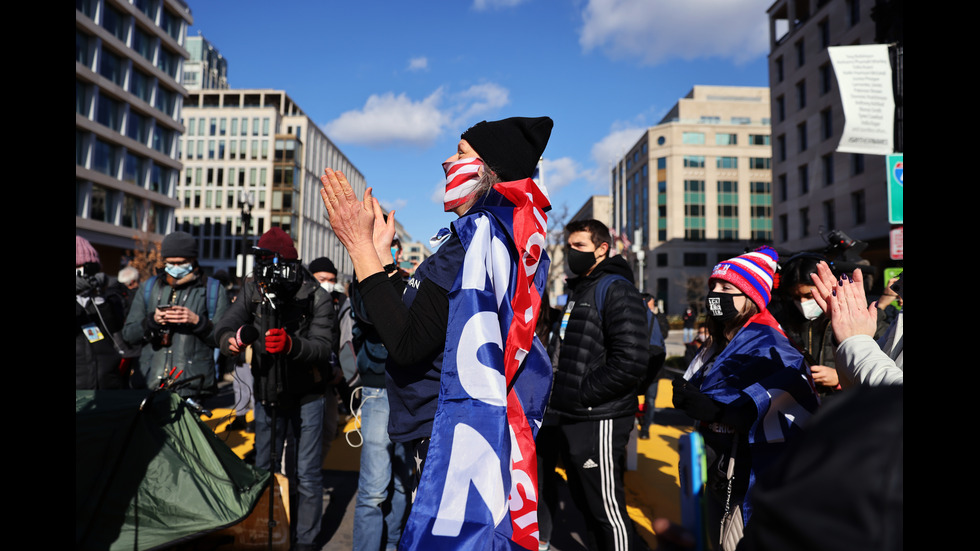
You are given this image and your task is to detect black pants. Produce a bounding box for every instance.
[557,416,639,551]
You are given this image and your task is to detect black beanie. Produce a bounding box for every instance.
[461,116,553,182]
[309,257,337,275]
[161,231,197,258]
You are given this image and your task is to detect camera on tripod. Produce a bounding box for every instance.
[252,246,301,292]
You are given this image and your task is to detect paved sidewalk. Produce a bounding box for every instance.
[205,376,693,550]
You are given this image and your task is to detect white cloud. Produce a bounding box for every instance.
[580,0,771,65]
[430,179,447,205]
[590,126,646,170]
[323,89,449,147]
[324,83,511,148]
[472,0,528,10]
[407,56,428,71]
[380,198,408,212]
[454,83,510,124]
[541,157,580,194]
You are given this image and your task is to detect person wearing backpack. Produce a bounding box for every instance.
[548,219,649,551]
[122,231,229,399]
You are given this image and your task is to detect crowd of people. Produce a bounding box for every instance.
[76,115,902,551]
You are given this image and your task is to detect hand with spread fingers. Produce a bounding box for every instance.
[320,168,395,279]
[810,262,877,343]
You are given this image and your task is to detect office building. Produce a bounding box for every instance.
[611,86,773,315]
[183,35,228,91]
[76,0,193,269]
[767,0,896,268]
[177,89,367,279]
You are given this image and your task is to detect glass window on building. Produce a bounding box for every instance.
[684,180,706,241]
[715,133,737,145]
[99,49,125,87]
[262,118,270,136]
[749,157,771,170]
[822,154,834,186]
[93,139,119,177]
[683,253,707,266]
[821,108,833,140]
[799,164,809,195]
[101,4,126,42]
[252,118,260,136]
[800,207,810,237]
[683,155,705,168]
[749,134,770,146]
[716,157,738,169]
[823,199,835,229]
[852,190,866,224]
[682,132,705,145]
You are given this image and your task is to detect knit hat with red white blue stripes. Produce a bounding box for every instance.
[710,246,779,311]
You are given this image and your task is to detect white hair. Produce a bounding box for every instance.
[118,266,139,286]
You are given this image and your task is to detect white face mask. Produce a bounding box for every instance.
[796,298,824,320]
[320,281,341,294]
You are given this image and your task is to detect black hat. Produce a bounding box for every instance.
[309,257,337,275]
[161,231,197,258]
[461,116,553,182]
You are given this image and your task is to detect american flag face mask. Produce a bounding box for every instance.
[442,157,484,212]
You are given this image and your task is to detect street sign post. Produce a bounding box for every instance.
[887,154,903,224]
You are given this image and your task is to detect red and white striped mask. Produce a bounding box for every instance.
[442,157,484,212]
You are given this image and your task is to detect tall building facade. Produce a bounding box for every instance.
[177,89,367,279]
[183,35,228,91]
[76,0,193,269]
[767,0,893,268]
[611,86,773,315]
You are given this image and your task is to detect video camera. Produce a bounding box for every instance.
[251,246,301,293]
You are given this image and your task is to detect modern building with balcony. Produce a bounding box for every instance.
[611,86,773,315]
[76,0,193,269]
[176,89,367,279]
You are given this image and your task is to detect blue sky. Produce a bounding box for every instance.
[187,0,774,243]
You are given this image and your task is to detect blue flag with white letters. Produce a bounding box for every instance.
[399,182,552,551]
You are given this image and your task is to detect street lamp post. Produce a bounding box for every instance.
[237,191,254,278]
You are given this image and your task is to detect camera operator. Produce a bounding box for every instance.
[215,227,335,551]
[76,236,126,390]
[123,231,229,399]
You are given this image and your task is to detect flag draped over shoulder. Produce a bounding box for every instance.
[690,309,820,523]
[399,179,552,551]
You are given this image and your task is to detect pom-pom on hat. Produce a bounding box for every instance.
[257,227,298,260]
[76,236,100,267]
[461,116,553,182]
[710,246,779,311]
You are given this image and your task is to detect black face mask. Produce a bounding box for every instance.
[567,248,599,276]
[705,291,744,322]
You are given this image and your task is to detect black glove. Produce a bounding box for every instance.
[672,378,723,422]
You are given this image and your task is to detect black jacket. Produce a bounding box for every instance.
[216,276,335,408]
[549,256,649,421]
[76,274,126,390]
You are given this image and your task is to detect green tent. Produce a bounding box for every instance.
[76,390,270,550]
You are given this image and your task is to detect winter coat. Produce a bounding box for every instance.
[122,271,229,397]
[548,255,649,421]
[215,276,335,408]
[76,275,127,389]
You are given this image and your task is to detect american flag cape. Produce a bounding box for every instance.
[689,309,820,524]
[399,179,552,551]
